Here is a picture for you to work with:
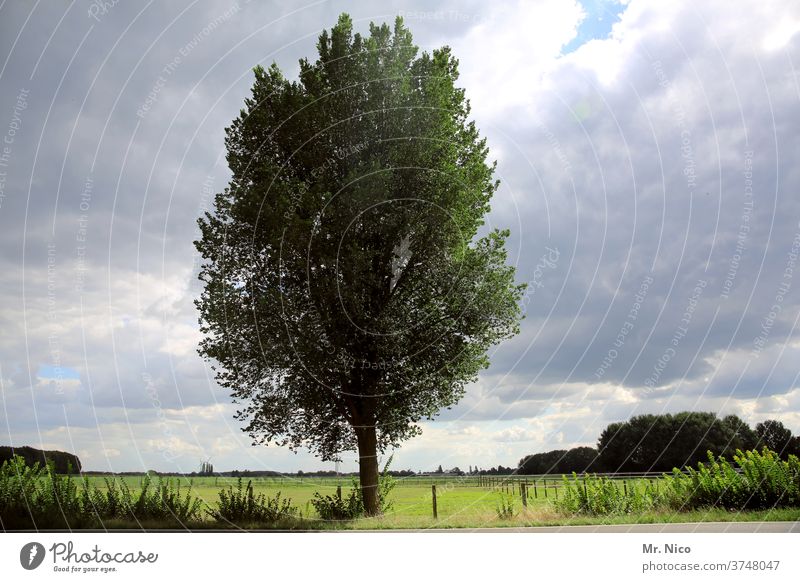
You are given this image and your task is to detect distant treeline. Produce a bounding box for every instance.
[0,446,81,474]
[80,469,420,478]
[516,412,800,475]
[516,447,601,475]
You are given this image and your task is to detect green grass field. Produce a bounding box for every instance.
[77,475,800,530]
[86,474,536,521]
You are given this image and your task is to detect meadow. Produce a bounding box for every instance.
[81,473,563,525]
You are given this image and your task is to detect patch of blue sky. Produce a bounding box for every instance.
[37,365,81,380]
[562,0,625,54]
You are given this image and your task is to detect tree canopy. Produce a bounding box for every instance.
[755,419,800,459]
[0,446,82,474]
[596,412,759,472]
[516,412,800,475]
[195,14,524,514]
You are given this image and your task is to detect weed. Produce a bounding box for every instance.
[208,478,297,523]
[495,493,516,520]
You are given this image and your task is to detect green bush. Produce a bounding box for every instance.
[554,448,800,517]
[310,456,396,521]
[555,473,664,516]
[0,457,96,528]
[208,478,297,523]
[663,449,800,511]
[120,475,203,522]
[311,484,365,520]
[0,456,203,528]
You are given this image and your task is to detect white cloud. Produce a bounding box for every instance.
[451,0,585,116]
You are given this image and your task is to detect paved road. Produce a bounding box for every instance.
[12,521,798,533]
[359,521,800,533]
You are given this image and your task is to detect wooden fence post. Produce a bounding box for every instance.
[521,483,528,508]
[623,480,627,496]
[336,485,342,501]
[432,485,438,519]
[533,480,538,499]
[544,480,548,498]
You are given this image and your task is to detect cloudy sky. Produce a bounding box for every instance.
[1,0,799,473]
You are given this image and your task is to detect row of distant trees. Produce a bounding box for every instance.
[517,413,800,475]
[0,446,82,474]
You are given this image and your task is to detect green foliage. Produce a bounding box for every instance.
[376,455,397,513]
[121,475,204,522]
[495,493,516,520]
[0,456,92,528]
[663,449,800,511]
[555,449,800,517]
[597,412,759,472]
[208,478,297,523]
[80,474,204,523]
[0,445,81,473]
[0,456,202,528]
[311,456,396,520]
[194,12,525,515]
[518,447,602,475]
[311,483,365,521]
[755,420,800,459]
[555,474,664,516]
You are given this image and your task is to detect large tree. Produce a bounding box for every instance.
[195,14,524,514]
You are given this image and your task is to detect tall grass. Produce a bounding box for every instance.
[554,448,800,517]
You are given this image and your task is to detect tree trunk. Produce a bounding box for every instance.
[355,424,380,516]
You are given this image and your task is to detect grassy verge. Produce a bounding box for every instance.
[28,507,800,531]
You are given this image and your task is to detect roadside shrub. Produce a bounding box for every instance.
[663,449,800,511]
[208,478,297,523]
[555,449,800,517]
[118,475,203,522]
[311,484,365,520]
[311,456,396,521]
[0,456,203,528]
[555,473,663,516]
[0,456,44,528]
[0,457,95,528]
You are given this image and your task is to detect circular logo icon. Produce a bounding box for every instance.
[20,542,46,570]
